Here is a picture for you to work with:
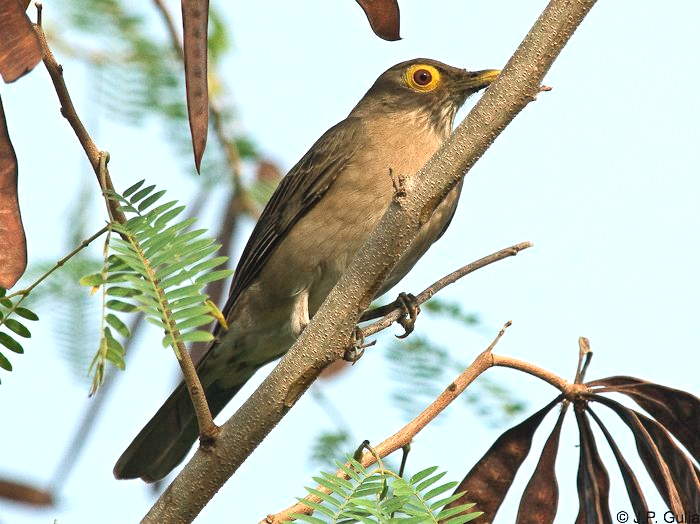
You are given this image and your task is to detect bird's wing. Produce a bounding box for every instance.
[215,116,365,333]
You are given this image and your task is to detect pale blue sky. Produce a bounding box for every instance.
[1,1,698,522]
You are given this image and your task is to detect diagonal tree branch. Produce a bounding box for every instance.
[144,0,598,521]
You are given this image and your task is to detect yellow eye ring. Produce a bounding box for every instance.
[404,64,441,92]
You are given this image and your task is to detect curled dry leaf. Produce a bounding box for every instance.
[0,0,42,83]
[574,407,612,524]
[355,0,400,41]
[515,405,567,524]
[182,0,209,172]
[0,478,53,506]
[0,95,27,288]
[446,396,562,521]
[588,375,700,461]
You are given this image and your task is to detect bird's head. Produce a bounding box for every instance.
[350,58,500,134]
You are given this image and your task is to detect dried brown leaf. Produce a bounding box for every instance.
[0,95,27,288]
[635,411,700,513]
[0,478,53,506]
[182,0,209,172]
[592,394,684,517]
[447,396,562,522]
[588,407,649,520]
[0,0,41,83]
[355,0,400,41]
[515,404,568,524]
[574,406,612,524]
[588,376,700,462]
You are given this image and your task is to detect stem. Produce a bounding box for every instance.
[33,16,125,223]
[126,234,217,437]
[5,225,108,301]
[1,226,109,336]
[492,354,571,393]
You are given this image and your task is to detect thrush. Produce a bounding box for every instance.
[114,58,499,482]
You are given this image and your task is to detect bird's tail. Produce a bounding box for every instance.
[113,362,257,482]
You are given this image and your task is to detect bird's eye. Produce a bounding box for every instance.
[404,64,440,92]
[413,69,432,86]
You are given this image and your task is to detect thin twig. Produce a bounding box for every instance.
[152,0,184,60]
[175,337,218,442]
[265,321,580,522]
[5,225,108,301]
[359,241,532,337]
[0,225,109,345]
[33,15,125,223]
[123,232,217,439]
[492,354,571,393]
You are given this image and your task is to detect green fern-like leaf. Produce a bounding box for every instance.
[82,181,232,393]
[292,459,479,523]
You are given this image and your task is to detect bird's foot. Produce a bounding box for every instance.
[344,326,376,364]
[395,292,420,339]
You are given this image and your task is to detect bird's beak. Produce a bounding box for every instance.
[458,69,501,92]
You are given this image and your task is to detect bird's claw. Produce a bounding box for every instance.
[344,326,375,363]
[395,292,420,339]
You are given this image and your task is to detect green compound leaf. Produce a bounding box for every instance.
[294,458,474,523]
[84,180,233,393]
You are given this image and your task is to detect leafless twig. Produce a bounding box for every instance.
[33,12,124,223]
[360,241,532,338]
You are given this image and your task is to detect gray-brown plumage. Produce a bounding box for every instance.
[114,58,499,482]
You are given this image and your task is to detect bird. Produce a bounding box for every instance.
[114,58,499,482]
